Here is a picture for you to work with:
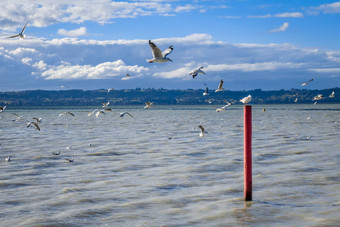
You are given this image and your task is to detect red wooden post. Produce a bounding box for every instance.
[244,105,252,201]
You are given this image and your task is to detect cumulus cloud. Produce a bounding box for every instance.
[57,27,88,37]
[0,1,198,30]
[40,60,148,80]
[0,33,339,90]
[270,22,289,32]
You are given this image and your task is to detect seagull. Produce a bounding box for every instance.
[146,40,173,63]
[301,78,314,86]
[203,86,209,96]
[33,117,42,123]
[120,112,134,117]
[95,110,105,118]
[240,95,252,104]
[107,88,114,93]
[329,91,335,98]
[5,156,11,162]
[294,97,298,103]
[88,108,99,117]
[66,146,72,150]
[58,112,75,117]
[52,151,61,155]
[0,105,7,113]
[189,67,205,79]
[102,101,110,108]
[6,21,28,39]
[198,125,207,137]
[144,102,153,109]
[27,121,40,131]
[126,73,131,77]
[215,80,224,92]
[313,94,324,101]
[66,158,74,162]
[216,102,232,112]
[12,113,23,121]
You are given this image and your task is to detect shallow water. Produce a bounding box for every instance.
[0,104,339,226]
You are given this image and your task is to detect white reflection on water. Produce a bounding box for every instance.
[0,104,339,226]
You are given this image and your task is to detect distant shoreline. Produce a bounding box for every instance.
[1,88,339,106]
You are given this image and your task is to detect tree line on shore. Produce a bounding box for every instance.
[0,87,339,106]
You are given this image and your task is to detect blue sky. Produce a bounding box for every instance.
[0,0,340,91]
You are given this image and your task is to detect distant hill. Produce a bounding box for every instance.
[0,88,339,106]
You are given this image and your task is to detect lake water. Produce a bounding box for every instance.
[0,104,339,226]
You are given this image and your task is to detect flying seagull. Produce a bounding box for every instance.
[5,156,11,162]
[144,102,154,109]
[95,110,105,118]
[107,88,114,93]
[102,101,110,108]
[301,78,314,86]
[198,125,207,137]
[12,113,23,121]
[52,151,61,155]
[189,67,205,79]
[240,95,252,104]
[33,117,42,123]
[27,121,40,131]
[6,21,28,39]
[0,105,7,113]
[215,80,224,92]
[120,112,134,118]
[203,86,209,96]
[66,158,74,162]
[146,40,173,63]
[313,94,324,101]
[216,102,232,112]
[329,91,335,98]
[58,112,75,117]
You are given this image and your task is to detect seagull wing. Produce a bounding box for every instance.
[198,125,205,133]
[149,40,163,59]
[126,112,134,118]
[6,34,20,38]
[205,87,209,93]
[21,21,29,33]
[67,112,75,116]
[162,45,173,58]
[218,80,223,90]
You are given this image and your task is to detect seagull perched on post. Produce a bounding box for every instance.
[240,95,252,104]
[189,67,205,79]
[215,80,224,92]
[146,40,173,63]
[6,21,28,39]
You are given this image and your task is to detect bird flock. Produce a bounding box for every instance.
[1,21,337,161]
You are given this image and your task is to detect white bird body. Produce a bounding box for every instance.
[6,156,11,162]
[301,78,314,86]
[240,95,252,104]
[107,88,114,93]
[215,80,224,92]
[329,91,335,98]
[189,67,205,79]
[146,40,173,63]
[198,125,207,137]
[102,101,110,108]
[313,94,324,101]
[7,21,28,39]
[203,87,209,96]
[144,102,153,109]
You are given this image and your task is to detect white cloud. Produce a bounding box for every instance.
[57,27,88,37]
[309,68,340,73]
[248,12,303,18]
[9,47,38,55]
[0,1,197,30]
[270,22,289,32]
[312,2,340,14]
[40,60,148,80]
[21,57,32,65]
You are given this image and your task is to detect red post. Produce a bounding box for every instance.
[244,105,252,201]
